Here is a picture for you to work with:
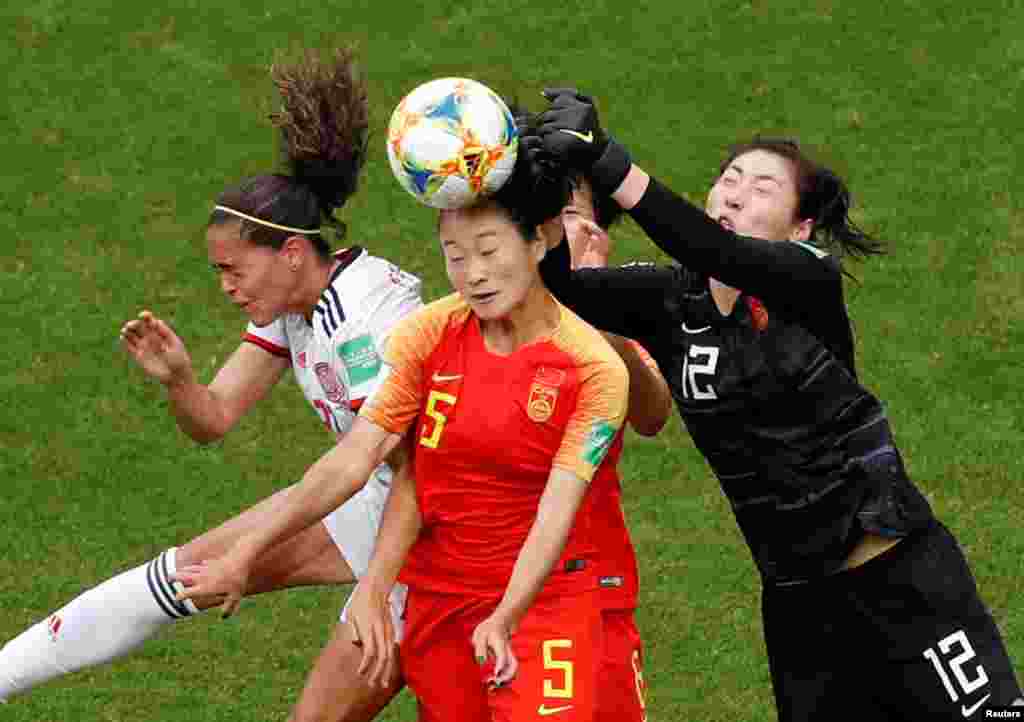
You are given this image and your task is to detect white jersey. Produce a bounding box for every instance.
[243,247,423,483]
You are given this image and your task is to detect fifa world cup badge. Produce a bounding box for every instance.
[527,367,565,423]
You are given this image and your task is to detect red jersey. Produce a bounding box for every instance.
[591,342,659,611]
[361,293,628,599]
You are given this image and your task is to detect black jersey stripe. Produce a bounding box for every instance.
[323,296,339,330]
[327,285,346,324]
[730,475,849,512]
[717,470,757,481]
[146,560,183,620]
[313,304,336,336]
[157,552,194,617]
[829,411,889,453]
[314,302,337,332]
[796,350,836,390]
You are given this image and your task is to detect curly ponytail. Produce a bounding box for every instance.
[210,46,369,258]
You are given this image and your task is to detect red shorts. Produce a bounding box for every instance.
[401,587,601,722]
[596,609,647,722]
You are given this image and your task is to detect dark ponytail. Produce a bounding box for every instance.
[210,47,369,258]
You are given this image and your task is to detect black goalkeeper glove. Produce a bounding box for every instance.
[536,87,632,196]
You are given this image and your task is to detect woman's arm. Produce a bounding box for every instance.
[493,468,589,627]
[470,466,590,687]
[347,436,422,687]
[602,333,671,436]
[173,343,289,442]
[535,91,843,316]
[540,237,680,343]
[624,173,842,310]
[121,311,288,443]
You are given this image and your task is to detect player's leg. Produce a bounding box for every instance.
[854,521,1023,719]
[489,589,602,722]
[0,482,359,700]
[399,588,491,722]
[595,609,647,722]
[287,618,403,722]
[760,578,878,722]
[283,478,411,722]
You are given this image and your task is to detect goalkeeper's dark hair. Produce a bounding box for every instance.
[209,46,369,259]
[720,136,883,259]
[487,105,571,241]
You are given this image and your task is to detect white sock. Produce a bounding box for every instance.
[0,548,199,700]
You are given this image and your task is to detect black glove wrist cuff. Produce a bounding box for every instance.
[590,136,632,197]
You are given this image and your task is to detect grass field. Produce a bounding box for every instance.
[1,1,1022,720]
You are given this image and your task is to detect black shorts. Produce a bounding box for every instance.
[762,520,1021,721]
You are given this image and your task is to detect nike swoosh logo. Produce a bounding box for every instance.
[432,373,462,383]
[681,322,711,334]
[961,693,990,717]
[538,704,574,716]
[559,129,593,144]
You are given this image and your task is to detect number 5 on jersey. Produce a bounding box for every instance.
[420,390,457,449]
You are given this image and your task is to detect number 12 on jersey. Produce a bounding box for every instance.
[681,345,719,400]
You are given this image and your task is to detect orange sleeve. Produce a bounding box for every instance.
[359,294,461,435]
[551,315,630,482]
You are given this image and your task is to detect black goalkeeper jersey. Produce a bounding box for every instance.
[541,177,933,584]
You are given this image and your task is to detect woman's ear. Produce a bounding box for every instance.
[536,215,565,253]
[280,234,307,271]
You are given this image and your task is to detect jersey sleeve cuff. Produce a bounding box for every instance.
[242,333,290,359]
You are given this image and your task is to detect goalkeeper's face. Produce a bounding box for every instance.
[705,149,812,244]
[438,203,550,322]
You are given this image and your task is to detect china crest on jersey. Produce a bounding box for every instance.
[527,367,565,423]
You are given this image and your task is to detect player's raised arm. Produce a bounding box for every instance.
[120,310,288,443]
[535,90,855,314]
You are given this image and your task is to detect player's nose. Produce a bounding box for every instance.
[465,257,488,285]
[220,274,237,297]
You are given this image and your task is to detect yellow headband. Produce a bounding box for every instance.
[213,205,321,235]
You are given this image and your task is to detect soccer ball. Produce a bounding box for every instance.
[386,77,518,209]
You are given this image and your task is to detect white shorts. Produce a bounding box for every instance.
[321,471,407,640]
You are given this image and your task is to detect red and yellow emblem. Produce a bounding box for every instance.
[527,367,565,423]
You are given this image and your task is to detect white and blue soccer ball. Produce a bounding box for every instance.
[386,77,519,210]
